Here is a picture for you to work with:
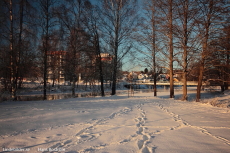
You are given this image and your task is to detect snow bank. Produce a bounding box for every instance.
[201,90,230,108]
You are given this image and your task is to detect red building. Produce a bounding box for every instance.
[47,51,66,85]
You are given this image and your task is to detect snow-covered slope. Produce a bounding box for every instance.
[0,92,229,153]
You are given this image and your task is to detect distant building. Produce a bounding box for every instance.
[47,51,66,85]
[138,73,145,80]
[100,53,113,62]
[100,53,114,81]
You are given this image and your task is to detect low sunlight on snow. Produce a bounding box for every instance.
[0,91,230,153]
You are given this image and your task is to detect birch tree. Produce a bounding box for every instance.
[137,0,158,96]
[57,0,91,97]
[38,0,58,100]
[168,0,174,98]
[100,0,139,95]
[0,0,37,99]
[83,1,105,96]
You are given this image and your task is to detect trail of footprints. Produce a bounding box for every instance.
[35,101,230,153]
[156,103,230,146]
[42,102,230,152]
[42,104,157,153]
[135,104,156,153]
[42,107,133,153]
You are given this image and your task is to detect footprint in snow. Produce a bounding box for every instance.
[138,139,144,149]
[137,127,144,134]
[142,146,151,153]
[136,123,141,127]
[143,135,149,141]
[64,140,72,145]
[120,138,130,144]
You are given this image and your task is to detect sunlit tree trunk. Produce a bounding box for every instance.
[151,0,157,97]
[39,0,54,100]
[182,0,188,101]
[169,0,174,98]
[14,0,25,99]
[224,25,230,90]
[101,0,138,95]
[95,33,105,97]
[111,8,120,95]
[196,0,213,102]
[44,0,50,100]
[9,0,16,100]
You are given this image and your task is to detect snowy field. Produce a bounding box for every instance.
[0,90,230,153]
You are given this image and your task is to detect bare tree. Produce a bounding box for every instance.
[100,0,139,95]
[1,0,21,99]
[0,0,38,99]
[221,25,230,90]
[195,0,227,102]
[137,0,158,96]
[177,0,189,100]
[168,0,174,98]
[205,24,230,92]
[155,0,175,98]
[9,0,15,99]
[137,0,176,98]
[174,0,199,100]
[38,0,58,100]
[83,1,105,96]
[0,1,11,93]
[57,0,92,97]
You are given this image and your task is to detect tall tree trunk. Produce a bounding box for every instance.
[196,36,208,102]
[72,75,75,97]
[71,29,76,97]
[71,28,77,97]
[182,71,188,100]
[196,57,205,102]
[224,27,230,90]
[95,34,105,97]
[153,48,157,97]
[111,54,117,95]
[9,0,16,100]
[43,0,49,100]
[43,46,47,100]
[196,0,213,102]
[102,0,137,95]
[182,0,188,101]
[151,0,157,96]
[99,58,105,97]
[169,0,174,98]
[225,52,229,90]
[13,0,24,100]
[111,8,120,95]
[72,1,82,97]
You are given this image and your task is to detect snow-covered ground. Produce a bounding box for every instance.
[0,90,230,153]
